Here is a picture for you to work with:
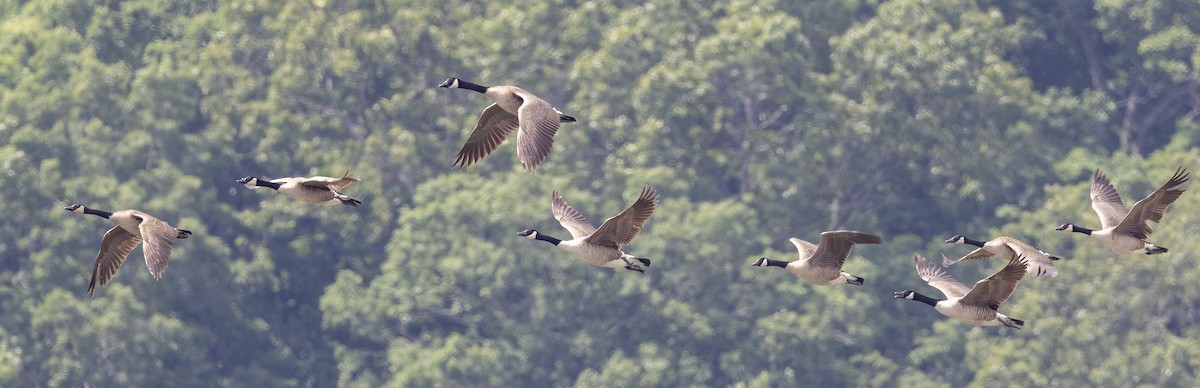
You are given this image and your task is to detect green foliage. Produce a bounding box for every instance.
[1,0,1199,386]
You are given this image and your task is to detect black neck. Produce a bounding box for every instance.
[762,258,789,268]
[961,236,986,247]
[257,180,282,190]
[534,232,562,245]
[909,292,940,307]
[1071,226,1093,235]
[83,207,113,219]
[458,80,488,94]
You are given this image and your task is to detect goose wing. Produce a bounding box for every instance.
[454,103,520,168]
[1113,167,1189,240]
[136,214,180,280]
[88,226,143,297]
[586,186,658,249]
[960,255,1027,310]
[805,230,881,269]
[944,247,995,266]
[787,238,819,259]
[916,254,972,299]
[552,191,596,240]
[997,237,1060,277]
[298,172,361,190]
[513,90,562,171]
[1091,169,1128,229]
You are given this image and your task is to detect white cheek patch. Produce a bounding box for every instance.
[243,179,259,189]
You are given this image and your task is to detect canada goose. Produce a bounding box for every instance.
[64,204,193,297]
[439,77,577,171]
[237,172,362,206]
[751,230,882,286]
[944,235,1061,277]
[517,186,657,272]
[895,254,1028,329]
[1056,167,1189,254]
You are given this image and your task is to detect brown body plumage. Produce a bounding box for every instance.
[65,204,192,297]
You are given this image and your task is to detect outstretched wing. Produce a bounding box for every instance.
[944,248,995,266]
[513,90,562,171]
[1113,167,1189,240]
[137,215,180,280]
[587,186,658,249]
[1090,169,1128,230]
[454,103,520,168]
[916,254,972,299]
[552,191,596,240]
[961,255,1027,310]
[299,171,361,190]
[88,226,142,297]
[805,230,881,269]
[788,238,818,259]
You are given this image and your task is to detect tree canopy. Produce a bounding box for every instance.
[1,0,1198,386]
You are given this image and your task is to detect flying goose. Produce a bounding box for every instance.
[944,235,1061,277]
[751,230,882,286]
[895,254,1028,329]
[518,186,657,272]
[439,77,576,171]
[237,172,362,206]
[64,204,192,297]
[1056,167,1189,254]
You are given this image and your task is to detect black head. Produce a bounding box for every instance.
[237,176,264,189]
[944,235,966,244]
[516,228,537,238]
[438,78,460,88]
[751,257,769,267]
[894,290,916,299]
[1055,223,1072,231]
[64,203,85,213]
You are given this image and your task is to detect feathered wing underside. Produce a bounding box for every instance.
[1090,169,1128,229]
[961,256,1028,310]
[1113,167,1190,240]
[586,186,658,249]
[513,91,561,171]
[551,191,596,240]
[788,238,818,260]
[89,226,142,296]
[298,171,361,191]
[806,230,882,269]
[955,248,995,262]
[916,254,972,299]
[455,103,520,168]
[1000,239,1060,277]
[137,216,180,280]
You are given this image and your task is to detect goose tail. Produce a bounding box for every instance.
[1000,315,1025,330]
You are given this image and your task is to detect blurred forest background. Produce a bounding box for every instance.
[1,0,1199,386]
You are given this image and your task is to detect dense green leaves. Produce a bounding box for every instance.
[1,0,1199,386]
